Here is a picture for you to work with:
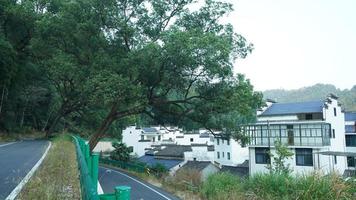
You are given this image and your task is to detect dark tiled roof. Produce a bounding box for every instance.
[199,132,210,138]
[220,165,248,177]
[260,100,324,116]
[138,155,182,169]
[207,145,214,151]
[154,145,192,158]
[180,161,214,171]
[142,127,158,133]
[345,125,355,133]
[345,112,356,121]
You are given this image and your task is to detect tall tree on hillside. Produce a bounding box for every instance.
[85,0,262,150]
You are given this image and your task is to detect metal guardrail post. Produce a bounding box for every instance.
[115,186,131,200]
[91,152,99,190]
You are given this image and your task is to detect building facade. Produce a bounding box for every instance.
[246,94,347,176]
[213,135,249,166]
[345,112,356,168]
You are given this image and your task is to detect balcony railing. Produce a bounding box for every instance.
[243,122,331,147]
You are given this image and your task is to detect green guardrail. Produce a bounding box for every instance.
[100,158,146,174]
[72,136,131,200]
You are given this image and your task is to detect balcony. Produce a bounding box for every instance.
[243,122,331,147]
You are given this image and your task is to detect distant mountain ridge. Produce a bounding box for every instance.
[263,84,356,112]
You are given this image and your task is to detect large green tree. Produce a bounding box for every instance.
[83,0,262,150]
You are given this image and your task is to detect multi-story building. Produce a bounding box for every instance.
[345,112,356,168]
[213,134,248,166]
[245,94,347,176]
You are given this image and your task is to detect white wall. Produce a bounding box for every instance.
[257,115,298,121]
[93,141,115,153]
[175,134,212,145]
[214,137,248,166]
[249,147,336,176]
[184,146,214,162]
[324,98,347,174]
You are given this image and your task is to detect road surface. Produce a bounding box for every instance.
[99,166,180,200]
[0,140,49,199]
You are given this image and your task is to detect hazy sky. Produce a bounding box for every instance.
[225,0,356,91]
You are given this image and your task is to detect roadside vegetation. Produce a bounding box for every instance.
[103,141,356,200]
[0,131,45,142]
[202,172,356,200]
[17,134,80,200]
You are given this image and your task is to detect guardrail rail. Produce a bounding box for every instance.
[72,135,131,200]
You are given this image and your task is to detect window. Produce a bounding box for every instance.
[193,158,197,161]
[334,155,337,164]
[130,131,132,134]
[296,148,313,166]
[347,156,355,167]
[227,152,231,160]
[346,135,356,146]
[153,137,155,142]
[222,152,225,158]
[332,129,335,138]
[217,152,220,159]
[190,138,193,142]
[222,139,224,144]
[128,146,133,153]
[287,125,294,145]
[217,138,220,145]
[227,140,230,145]
[334,108,337,116]
[306,114,313,120]
[255,148,270,164]
[158,135,161,141]
[141,135,144,140]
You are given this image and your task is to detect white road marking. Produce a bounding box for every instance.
[100,166,172,200]
[5,141,52,200]
[0,142,18,148]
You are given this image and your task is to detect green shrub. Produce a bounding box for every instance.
[245,173,295,199]
[149,163,168,178]
[200,172,356,200]
[201,172,243,200]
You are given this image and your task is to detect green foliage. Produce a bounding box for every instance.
[149,163,168,178]
[201,172,243,200]
[0,0,262,146]
[266,141,294,175]
[201,172,356,200]
[110,142,131,162]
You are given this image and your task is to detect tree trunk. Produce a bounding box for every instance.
[42,109,54,131]
[89,113,115,151]
[0,85,5,116]
[45,113,62,137]
[20,107,25,128]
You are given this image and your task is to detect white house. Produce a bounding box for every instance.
[121,126,162,157]
[122,125,215,157]
[175,131,214,145]
[246,94,347,176]
[213,134,249,167]
[345,112,356,169]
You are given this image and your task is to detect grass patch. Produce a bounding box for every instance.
[201,172,356,200]
[17,134,80,200]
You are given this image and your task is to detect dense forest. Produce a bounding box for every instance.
[0,0,262,149]
[264,84,356,111]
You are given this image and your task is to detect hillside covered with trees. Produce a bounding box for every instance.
[263,84,356,111]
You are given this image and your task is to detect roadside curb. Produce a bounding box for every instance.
[5,141,52,200]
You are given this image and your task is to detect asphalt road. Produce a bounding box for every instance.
[0,140,49,199]
[99,166,180,200]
